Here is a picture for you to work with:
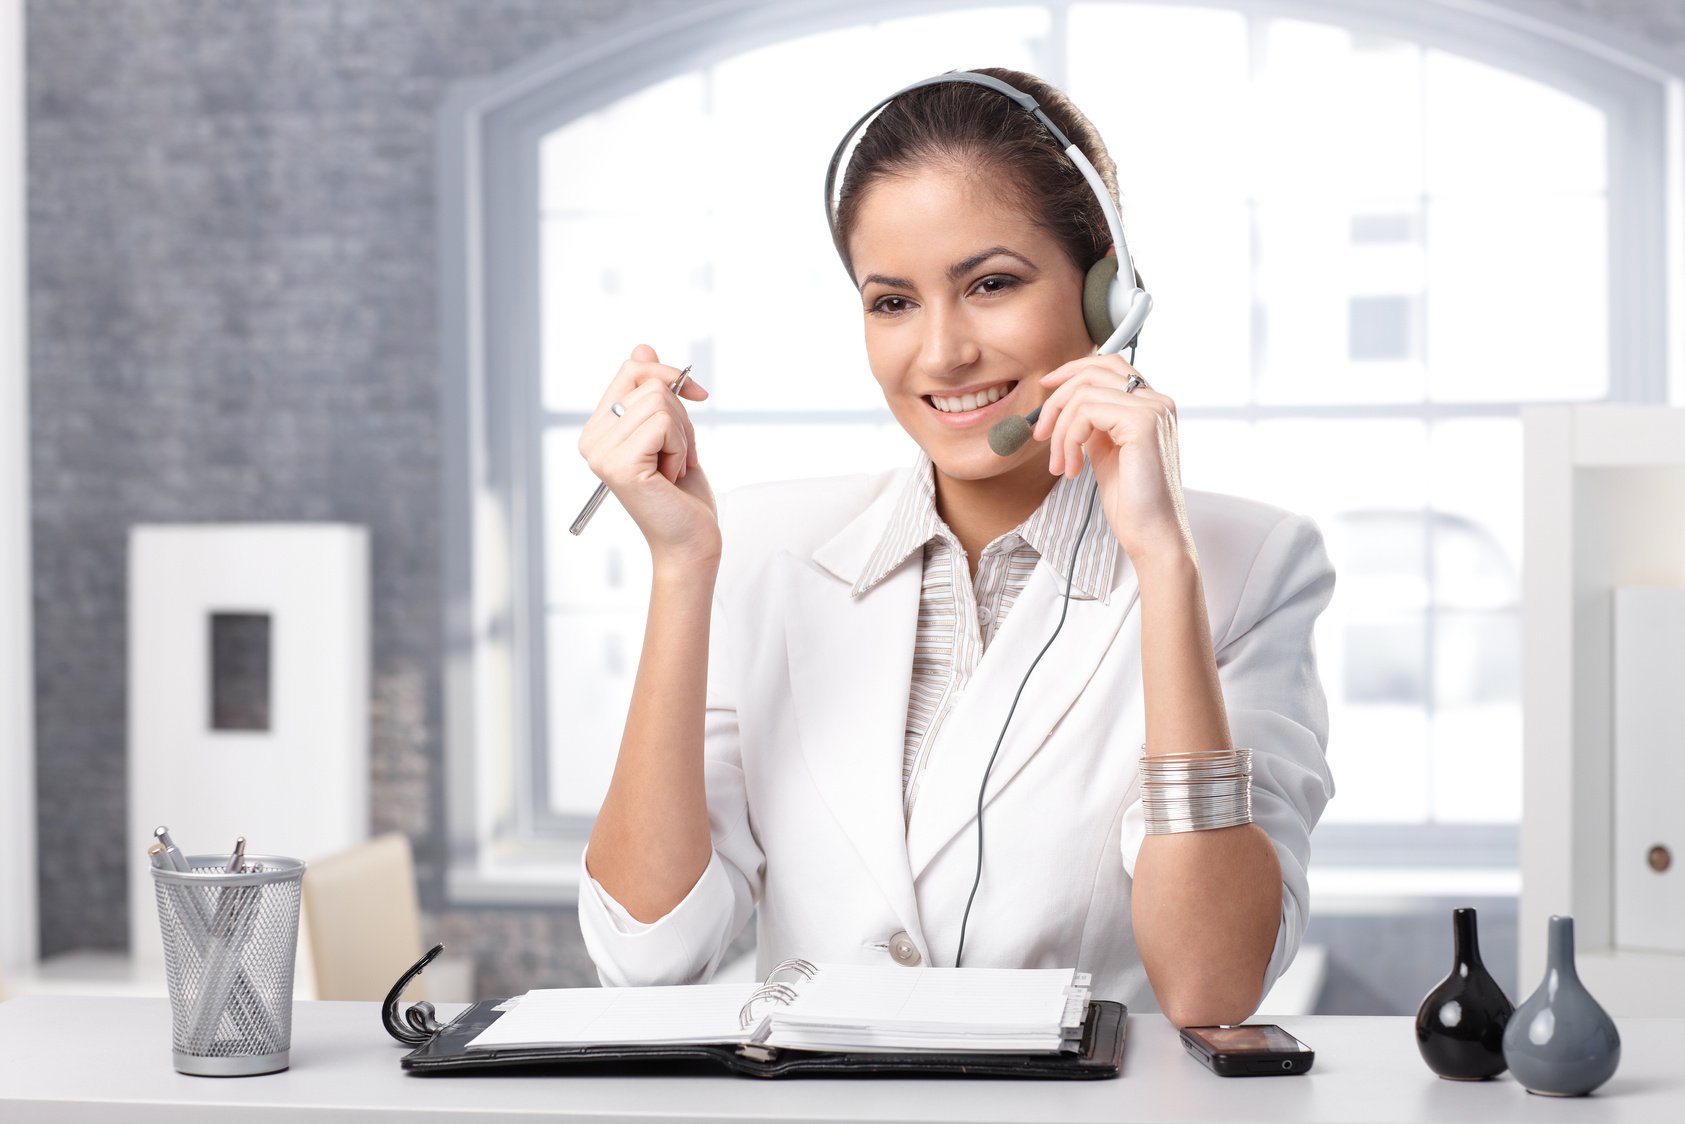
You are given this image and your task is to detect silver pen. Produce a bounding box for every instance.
[569,365,694,536]
[154,825,190,873]
[193,838,259,1044]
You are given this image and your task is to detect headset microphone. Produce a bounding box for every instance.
[986,406,1041,457]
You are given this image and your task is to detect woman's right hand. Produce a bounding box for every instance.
[579,344,720,568]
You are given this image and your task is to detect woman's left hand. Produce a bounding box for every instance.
[1032,354,1195,569]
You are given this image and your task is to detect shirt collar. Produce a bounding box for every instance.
[1019,459,1119,602]
[851,451,1119,602]
[852,452,943,598]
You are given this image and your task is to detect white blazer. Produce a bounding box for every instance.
[579,469,1336,1010]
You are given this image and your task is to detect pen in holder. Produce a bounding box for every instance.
[151,843,306,1076]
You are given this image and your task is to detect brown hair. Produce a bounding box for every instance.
[831,67,1120,281]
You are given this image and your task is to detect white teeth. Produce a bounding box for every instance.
[929,383,1013,413]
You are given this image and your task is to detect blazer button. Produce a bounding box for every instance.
[889,931,922,966]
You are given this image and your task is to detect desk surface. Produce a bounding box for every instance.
[1,997,1681,1123]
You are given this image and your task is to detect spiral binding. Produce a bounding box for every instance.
[765,957,818,982]
[738,983,798,1030]
[737,958,820,1029]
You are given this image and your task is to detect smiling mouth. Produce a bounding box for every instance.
[925,381,1018,414]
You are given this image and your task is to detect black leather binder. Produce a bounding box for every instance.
[383,945,1127,1080]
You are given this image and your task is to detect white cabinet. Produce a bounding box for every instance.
[127,524,369,969]
[1522,406,1685,1014]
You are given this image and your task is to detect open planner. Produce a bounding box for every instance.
[384,947,1128,1079]
[472,960,1089,1054]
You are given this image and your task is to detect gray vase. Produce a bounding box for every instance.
[1502,915,1621,1096]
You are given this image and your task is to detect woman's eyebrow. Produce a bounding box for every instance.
[858,248,1038,293]
[948,246,1036,281]
[859,272,913,293]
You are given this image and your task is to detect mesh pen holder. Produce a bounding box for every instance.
[152,854,306,1076]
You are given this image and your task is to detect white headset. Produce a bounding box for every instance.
[824,70,1152,356]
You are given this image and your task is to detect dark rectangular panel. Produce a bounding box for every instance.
[209,611,272,731]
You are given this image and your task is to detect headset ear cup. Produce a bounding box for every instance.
[1083,257,1120,346]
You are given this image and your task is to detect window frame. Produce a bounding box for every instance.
[0,0,36,976]
[438,0,1683,904]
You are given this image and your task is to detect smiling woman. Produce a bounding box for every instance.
[573,67,1334,1027]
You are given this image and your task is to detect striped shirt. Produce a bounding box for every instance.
[852,453,1120,817]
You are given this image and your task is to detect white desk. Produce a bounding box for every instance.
[1,997,1681,1123]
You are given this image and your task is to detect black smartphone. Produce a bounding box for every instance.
[1179,1024,1315,1076]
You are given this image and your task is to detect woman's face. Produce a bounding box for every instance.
[848,163,1094,485]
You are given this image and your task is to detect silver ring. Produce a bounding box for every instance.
[1124,373,1145,393]
[610,402,625,417]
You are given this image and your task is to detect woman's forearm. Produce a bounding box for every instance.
[1129,551,1283,1027]
[583,559,719,922]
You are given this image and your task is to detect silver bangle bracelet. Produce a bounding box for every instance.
[1140,748,1254,834]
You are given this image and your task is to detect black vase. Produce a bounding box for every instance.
[1415,907,1515,1079]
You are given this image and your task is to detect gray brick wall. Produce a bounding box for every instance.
[27,0,687,996]
[27,0,1685,1004]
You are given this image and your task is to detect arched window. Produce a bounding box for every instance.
[440,0,1680,901]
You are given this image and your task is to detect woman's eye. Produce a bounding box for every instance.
[974,274,1020,296]
[870,295,911,315]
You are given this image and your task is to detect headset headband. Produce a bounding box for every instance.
[823,72,1074,232]
[822,70,1134,289]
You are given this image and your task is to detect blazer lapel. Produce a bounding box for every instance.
[781,480,925,946]
[904,553,1142,881]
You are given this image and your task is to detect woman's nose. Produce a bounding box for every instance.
[916,302,980,377]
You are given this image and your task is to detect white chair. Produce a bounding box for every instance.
[300,832,472,1002]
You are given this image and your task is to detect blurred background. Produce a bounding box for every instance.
[3,0,1683,1012]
